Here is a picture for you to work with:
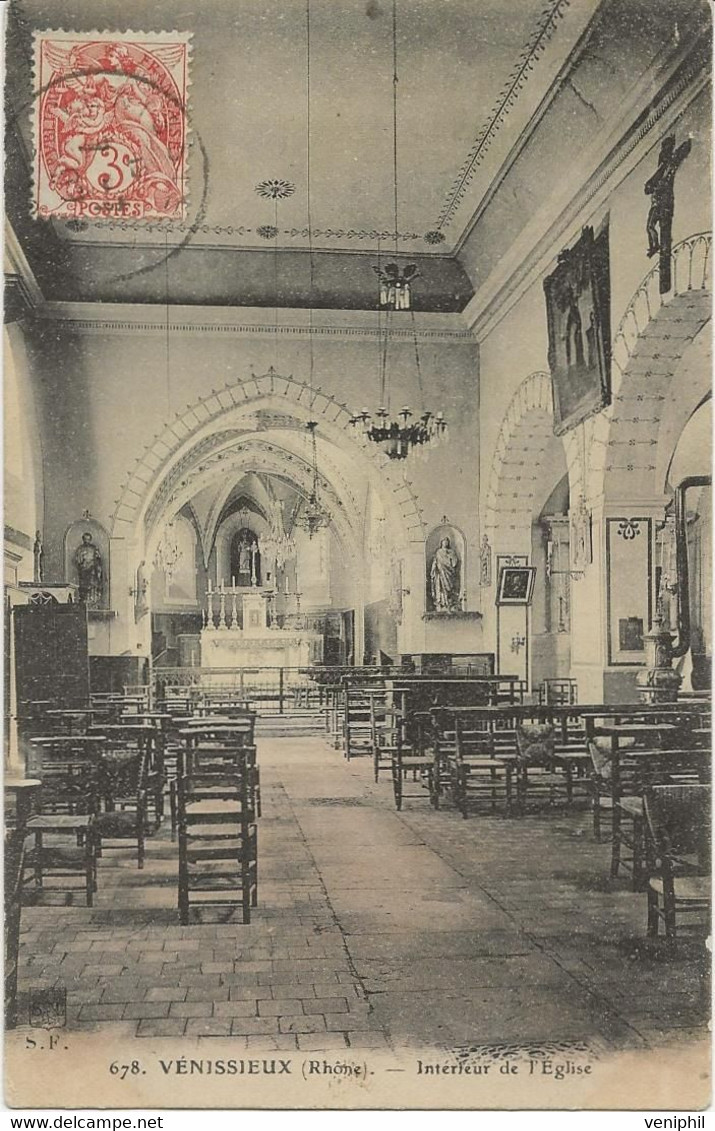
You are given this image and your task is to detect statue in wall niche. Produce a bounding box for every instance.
[429,537,461,612]
[33,531,44,584]
[134,560,148,621]
[74,531,103,606]
[479,533,492,587]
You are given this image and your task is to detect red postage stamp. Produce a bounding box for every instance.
[33,30,191,221]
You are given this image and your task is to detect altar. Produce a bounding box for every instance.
[200,589,323,677]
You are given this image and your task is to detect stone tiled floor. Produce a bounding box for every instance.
[13,737,710,1055]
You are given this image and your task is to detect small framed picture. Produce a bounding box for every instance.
[496,566,537,606]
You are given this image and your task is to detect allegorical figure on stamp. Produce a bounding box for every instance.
[38,36,188,219]
[75,531,103,606]
[430,537,460,612]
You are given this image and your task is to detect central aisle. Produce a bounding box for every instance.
[260,738,702,1054]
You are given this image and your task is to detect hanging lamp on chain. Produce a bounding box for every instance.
[258,497,296,570]
[351,0,447,460]
[153,516,181,582]
[295,1,331,538]
[296,421,330,538]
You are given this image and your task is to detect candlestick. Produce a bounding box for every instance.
[205,593,215,631]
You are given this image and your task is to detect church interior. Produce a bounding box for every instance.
[3,0,712,1102]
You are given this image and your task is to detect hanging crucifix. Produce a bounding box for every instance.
[644,133,692,294]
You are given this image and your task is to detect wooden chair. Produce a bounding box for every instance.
[177,745,258,924]
[444,717,514,818]
[539,678,578,706]
[370,695,401,783]
[343,686,376,761]
[94,745,162,869]
[644,784,711,945]
[390,715,432,811]
[514,722,571,813]
[172,720,260,824]
[24,763,99,906]
[587,735,650,888]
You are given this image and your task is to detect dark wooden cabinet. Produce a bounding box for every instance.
[14,603,89,711]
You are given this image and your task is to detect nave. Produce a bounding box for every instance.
[10,735,708,1054]
[4,0,713,1111]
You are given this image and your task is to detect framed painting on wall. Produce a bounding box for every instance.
[544,221,611,435]
[496,566,537,606]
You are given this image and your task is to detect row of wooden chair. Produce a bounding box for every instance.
[16,703,260,916]
[375,703,710,944]
[21,739,164,905]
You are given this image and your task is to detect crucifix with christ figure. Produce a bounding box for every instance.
[645,133,692,294]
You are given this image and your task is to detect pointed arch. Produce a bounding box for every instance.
[110,368,426,549]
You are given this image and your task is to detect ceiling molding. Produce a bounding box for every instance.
[38,302,475,343]
[464,21,710,342]
[4,222,45,310]
[437,0,597,238]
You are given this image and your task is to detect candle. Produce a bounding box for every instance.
[208,579,212,594]
[231,576,236,588]
[220,578,224,593]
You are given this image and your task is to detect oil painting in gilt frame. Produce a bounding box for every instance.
[544,222,612,436]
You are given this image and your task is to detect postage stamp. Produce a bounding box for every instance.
[32,29,191,221]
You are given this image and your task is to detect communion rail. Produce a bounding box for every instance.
[149,665,327,715]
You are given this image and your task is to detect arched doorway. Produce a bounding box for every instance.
[109,369,424,671]
[581,232,711,700]
[483,372,578,690]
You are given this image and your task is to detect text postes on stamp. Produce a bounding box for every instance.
[33,30,191,222]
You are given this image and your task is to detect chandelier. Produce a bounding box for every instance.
[295,422,330,538]
[153,517,181,581]
[352,0,447,461]
[374,262,419,310]
[258,499,296,570]
[351,405,447,461]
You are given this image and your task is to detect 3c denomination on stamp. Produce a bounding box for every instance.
[33,29,191,221]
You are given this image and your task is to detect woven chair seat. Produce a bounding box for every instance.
[619,796,644,818]
[27,845,88,868]
[95,811,143,835]
[27,814,92,831]
[648,876,710,901]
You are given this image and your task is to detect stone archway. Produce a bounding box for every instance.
[588,232,711,505]
[110,367,425,549]
[482,371,579,689]
[483,371,579,548]
[108,368,427,660]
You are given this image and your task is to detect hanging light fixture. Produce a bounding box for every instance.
[294,1,331,540]
[259,497,296,569]
[296,421,330,538]
[351,0,447,460]
[153,517,182,582]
